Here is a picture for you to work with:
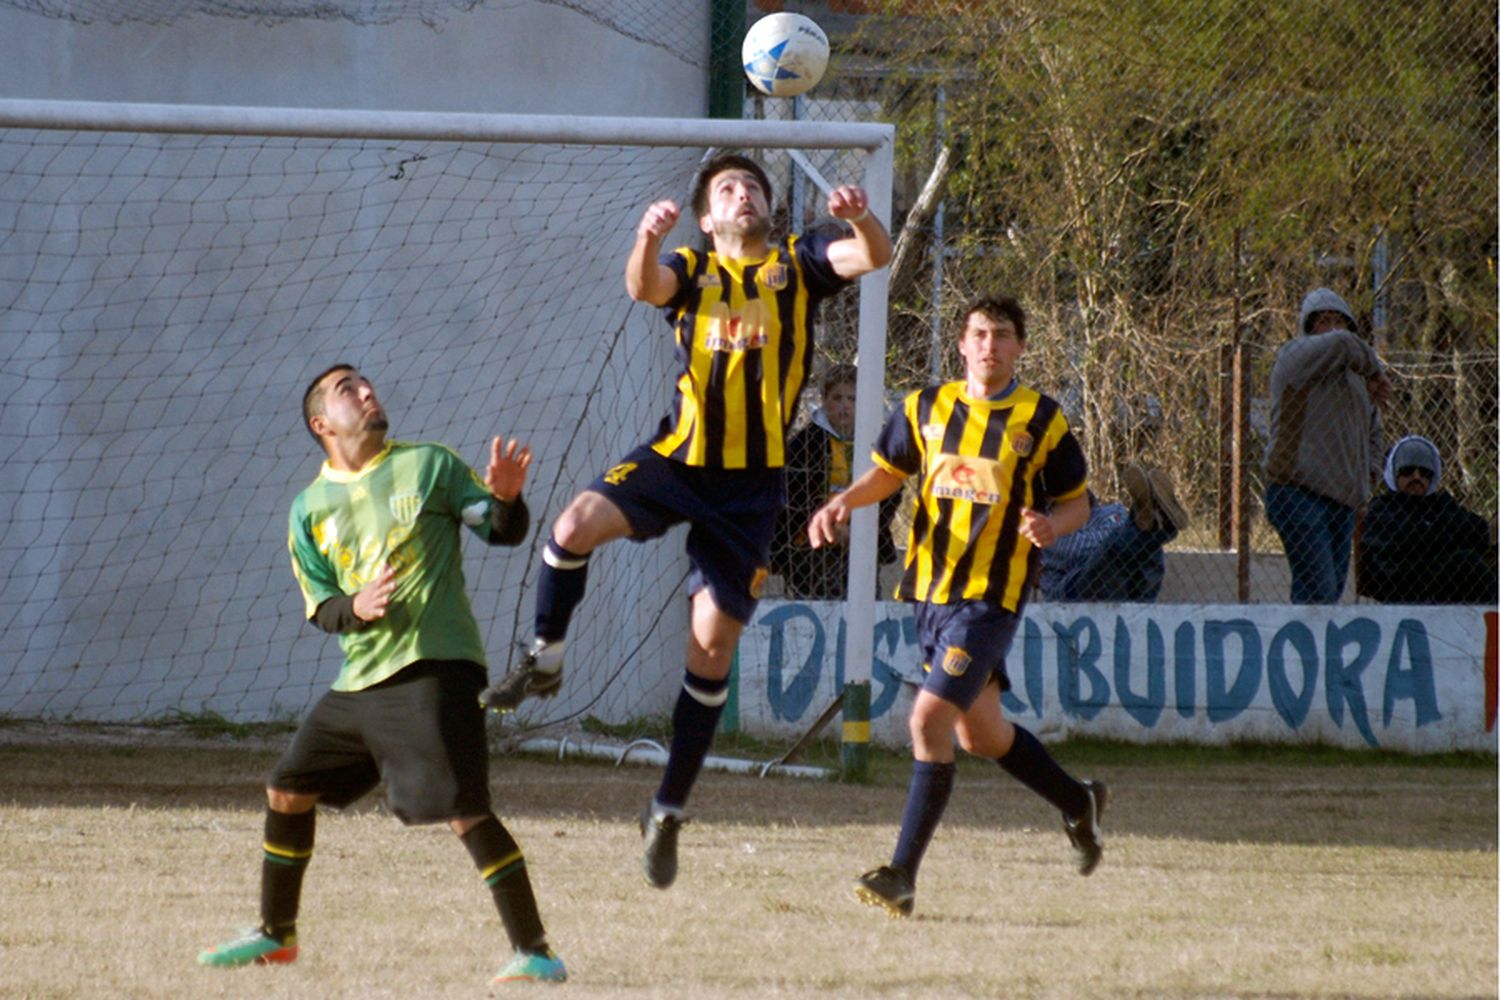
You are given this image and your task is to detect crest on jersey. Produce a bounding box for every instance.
[762,264,788,290]
[388,492,422,526]
[921,422,945,442]
[941,646,972,677]
[1010,431,1035,457]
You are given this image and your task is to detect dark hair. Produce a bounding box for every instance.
[302,363,357,442]
[960,295,1027,342]
[821,363,858,396]
[690,153,773,218]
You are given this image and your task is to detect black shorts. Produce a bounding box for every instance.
[268,660,491,825]
[913,600,1020,710]
[588,444,784,623]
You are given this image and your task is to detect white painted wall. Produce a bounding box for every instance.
[0,1,713,724]
[0,1,708,117]
[737,599,1499,754]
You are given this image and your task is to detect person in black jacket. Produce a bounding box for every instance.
[1358,435,1496,605]
[773,364,900,599]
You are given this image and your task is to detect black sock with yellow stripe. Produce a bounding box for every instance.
[260,808,314,945]
[461,815,547,954]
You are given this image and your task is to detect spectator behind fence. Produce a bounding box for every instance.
[1037,463,1190,602]
[1263,288,1392,603]
[1357,435,1497,605]
[772,364,900,599]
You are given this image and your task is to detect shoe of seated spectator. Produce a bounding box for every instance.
[1120,463,1157,532]
[1144,467,1190,532]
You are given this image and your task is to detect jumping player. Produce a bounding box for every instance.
[197,364,566,985]
[482,153,891,889]
[806,296,1107,918]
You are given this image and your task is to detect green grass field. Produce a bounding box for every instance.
[1,723,1494,999]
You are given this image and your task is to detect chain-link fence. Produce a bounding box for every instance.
[742,0,1497,605]
[6,0,1493,607]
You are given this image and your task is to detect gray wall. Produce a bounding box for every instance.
[0,0,713,723]
[0,1,708,116]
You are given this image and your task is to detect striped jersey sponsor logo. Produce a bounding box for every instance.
[650,238,818,470]
[888,382,1081,610]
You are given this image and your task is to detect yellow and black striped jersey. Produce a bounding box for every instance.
[649,230,851,469]
[873,381,1088,610]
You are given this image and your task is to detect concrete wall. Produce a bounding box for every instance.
[0,1,713,724]
[736,600,1498,754]
[0,1,709,116]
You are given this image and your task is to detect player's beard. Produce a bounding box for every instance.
[717,212,770,243]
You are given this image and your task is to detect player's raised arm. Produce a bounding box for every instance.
[625,199,683,306]
[824,184,892,280]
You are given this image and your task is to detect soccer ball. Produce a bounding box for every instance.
[742,12,830,98]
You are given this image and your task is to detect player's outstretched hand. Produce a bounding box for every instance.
[807,499,850,549]
[353,564,397,622]
[486,436,532,502]
[1018,507,1057,549]
[638,200,681,241]
[826,185,871,222]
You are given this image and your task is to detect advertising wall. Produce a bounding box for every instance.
[734,600,1498,754]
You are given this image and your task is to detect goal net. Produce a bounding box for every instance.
[0,100,891,739]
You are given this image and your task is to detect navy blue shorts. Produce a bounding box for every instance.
[912,601,1020,710]
[268,660,492,825]
[587,444,783,624]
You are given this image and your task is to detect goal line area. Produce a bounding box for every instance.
[0,99,893,743]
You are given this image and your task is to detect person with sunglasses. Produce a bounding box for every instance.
[1357,435,1496,605]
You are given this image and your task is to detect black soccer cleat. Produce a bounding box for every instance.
[639,805,686,890]
[1065,780,1109,876]
[853,864,915,918]
[479,638,563,712]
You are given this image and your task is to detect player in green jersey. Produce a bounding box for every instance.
[197,364,566,985]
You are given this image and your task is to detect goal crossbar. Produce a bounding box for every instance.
[0,98,892,151]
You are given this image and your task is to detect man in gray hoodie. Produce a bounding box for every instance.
[1263,288,1391,603]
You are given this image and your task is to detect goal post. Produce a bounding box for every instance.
[0,98,891,745]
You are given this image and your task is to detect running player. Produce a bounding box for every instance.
[197,364,566,985]
[482,152,891,889]
[806,296,1108,918]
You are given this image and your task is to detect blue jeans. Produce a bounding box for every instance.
[1265,483,1354,604]
[1059,522,1174,601]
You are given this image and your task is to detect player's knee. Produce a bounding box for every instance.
[686,642,734,679]
[553,492,621,553]
[266,787,318,813]
[908,707,949,756]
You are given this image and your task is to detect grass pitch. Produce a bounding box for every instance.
[0,725,1494,999]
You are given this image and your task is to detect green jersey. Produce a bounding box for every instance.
[288,440,500,691]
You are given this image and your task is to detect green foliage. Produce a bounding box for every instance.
[861,0,1496,514]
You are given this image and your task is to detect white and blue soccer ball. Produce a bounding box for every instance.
[742,12,830,98]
